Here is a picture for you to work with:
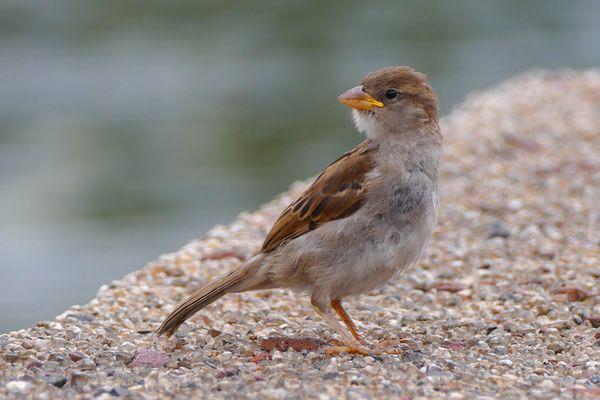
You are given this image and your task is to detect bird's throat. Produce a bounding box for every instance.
[352,109,384,140]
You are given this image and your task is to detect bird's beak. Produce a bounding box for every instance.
[338,85,384,110]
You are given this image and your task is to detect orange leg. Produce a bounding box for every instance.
[322,299,401,356]
[331,299,363,343]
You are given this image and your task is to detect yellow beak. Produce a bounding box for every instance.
[338,85,384,110]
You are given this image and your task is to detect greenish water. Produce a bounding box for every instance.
[1,0,599,332]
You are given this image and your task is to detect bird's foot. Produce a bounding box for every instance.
[323,339,403,356]
[370,339,404,355]
[323,338,369,355]
[323,344,370,356]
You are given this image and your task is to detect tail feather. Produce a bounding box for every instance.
[156,265,250,337]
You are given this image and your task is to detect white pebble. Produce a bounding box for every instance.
[6,381,34,394]
[499,359,513,367]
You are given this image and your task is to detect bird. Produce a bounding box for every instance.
[157,66,442,352]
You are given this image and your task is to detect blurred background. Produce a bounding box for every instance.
[1,0,599,332]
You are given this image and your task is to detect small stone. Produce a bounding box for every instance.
[536,242,555,259]
[122,319,136,330]
[548,341,567,353]
[71,371,91,388]
[49,322,63,330]
[46,375,68,388]
[208,329,222,338]
[6,380,34,394]
[539,379,557,390]
[323,372,339,380]
[79,358,96,370]
[260,337,327,352]
[108,386,128,396]
[519,225,543,240]
[70,325,82,334]
[47,353,66,362]
[487,221,511,239]
[430,281,466,293]
[499,359,513,367]
[427,364,443,376]
[66,313,94,322]
[44,361,61,371]
[115,351,134,364]
[589,376,600,385]
[4,353,20,362]
[402,350,423,366]
[249,352,272,363]
[118,341,137,352]
[131,349,169,368]
[26,361,43,369]
[215,369,238,378]
[554,287,589,302]
[261,388,290,400]
[486,326,498,335]
[69,352,84,362]
[589,316,600,328]
[446,341,466,351]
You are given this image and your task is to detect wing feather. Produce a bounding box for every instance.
[261,140,378,253]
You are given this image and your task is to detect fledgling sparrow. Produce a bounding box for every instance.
[157,66,442,351]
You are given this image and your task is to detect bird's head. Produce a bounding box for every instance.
[338,66,438,140]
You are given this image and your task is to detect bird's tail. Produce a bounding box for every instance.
[156,256,264,337]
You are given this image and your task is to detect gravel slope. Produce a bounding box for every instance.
[1,70,599,400]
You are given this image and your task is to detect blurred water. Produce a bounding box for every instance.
[1,0,599,332]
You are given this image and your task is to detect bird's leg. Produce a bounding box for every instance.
[311,294,367,355]
[328,300,401,355]
[311,296,357,345]
[331,299,363,344]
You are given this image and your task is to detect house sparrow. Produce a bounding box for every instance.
[157,66,442,351]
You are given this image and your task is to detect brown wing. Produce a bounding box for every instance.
[261,139,379,253]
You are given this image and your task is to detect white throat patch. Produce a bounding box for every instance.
[352,110,383,140]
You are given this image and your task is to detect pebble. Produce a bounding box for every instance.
[46,375,68,388]
[427,364,444,376]
[79,358,96,370]
[260,388,289,399]
[539,379,557,390]
[118,341,137,352]
[4,353,20,362]
[6,380,34,394]
[69,352,84,362]
[131,349,169,368]
[499,359,513,367]
[71,372,91,388]
[487,221,511,239]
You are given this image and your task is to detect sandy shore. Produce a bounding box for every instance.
[1,70,599,399]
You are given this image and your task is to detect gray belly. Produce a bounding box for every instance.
[333,198,436,297]
[267,187,438,299]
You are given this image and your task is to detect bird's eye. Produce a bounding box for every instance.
[385,89,398,100]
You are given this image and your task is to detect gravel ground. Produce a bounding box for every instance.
[1,70,599,400]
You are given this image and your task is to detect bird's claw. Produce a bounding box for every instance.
[323,345,370,356]
[323,339,403,356]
